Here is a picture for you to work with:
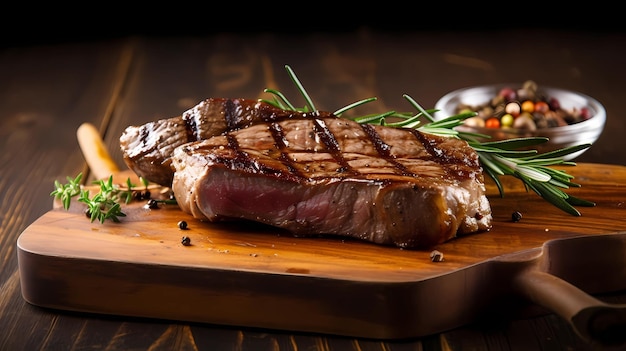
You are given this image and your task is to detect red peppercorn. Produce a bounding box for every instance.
[548,97,561,110]
[580,107,592,120]
[498,87,516,101]
[485,117,500,128]
[534,101,550,114]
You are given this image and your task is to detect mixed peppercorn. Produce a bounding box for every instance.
[456,80,592,131]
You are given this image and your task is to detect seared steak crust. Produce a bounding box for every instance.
[171,117,492,249]
[119,98,333,186]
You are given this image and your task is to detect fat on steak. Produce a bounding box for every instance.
[119,98,334,187]
[171,116,492,249]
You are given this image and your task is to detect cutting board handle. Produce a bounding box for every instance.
[513,269,626,349]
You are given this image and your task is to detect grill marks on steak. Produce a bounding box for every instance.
[119,98,333,186]
[171,117,492,249]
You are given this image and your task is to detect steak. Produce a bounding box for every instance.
[119,98,334,187]
[171,116,492,249]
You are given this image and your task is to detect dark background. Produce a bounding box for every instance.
[3,4,624,49]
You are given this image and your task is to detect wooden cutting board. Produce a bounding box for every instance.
[17,162,626,348]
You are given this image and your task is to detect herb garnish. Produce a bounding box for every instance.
[78,178,126,223]
[52,173,131,223]
[261,65,595,216]
[52,173,177,222]
[51,173,83,210]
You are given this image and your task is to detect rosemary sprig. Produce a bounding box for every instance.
[262,65,595,216]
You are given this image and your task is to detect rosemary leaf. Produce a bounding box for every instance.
[285,65,316,112]
[353,111,397,124]
[403,94,436,123]
[516,165,552,182]
[484,166,505,197]
[527,143,591,159]
[566,195,596,207]
[540,167,577,183]
[417,127,459,136]
[480,137,549,150]
[262,88,295,111]
[479,154,507,176]
[470,144,539,157]
[527,180,582,216]
[548,177,572,189]
[333,97,377,116]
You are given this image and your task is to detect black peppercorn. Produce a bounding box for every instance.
[147,199,159,209]
[512,211,523,222]
[181,236,191,246]
[178,220,188,230]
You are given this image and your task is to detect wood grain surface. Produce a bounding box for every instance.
[2,27,626,351]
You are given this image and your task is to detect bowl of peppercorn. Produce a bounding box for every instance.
[434,80,606,160]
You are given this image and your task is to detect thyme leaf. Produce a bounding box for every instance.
[51,173,83,210]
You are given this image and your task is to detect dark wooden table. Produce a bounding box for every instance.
[2,24,626,351]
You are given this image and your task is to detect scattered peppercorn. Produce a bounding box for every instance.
[430,250,444,262]
[178,220,188,230]
[147,199,159,209]
[512,211,523,222]
[181,236,191,246]
[133,190,152,201]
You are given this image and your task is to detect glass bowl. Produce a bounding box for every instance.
[434,83,606,160]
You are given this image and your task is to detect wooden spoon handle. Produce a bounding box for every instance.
[76,122,140,185]
[76,122,120,179]
[513,269,626,349]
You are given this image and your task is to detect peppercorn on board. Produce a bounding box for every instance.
[17,163,626,344]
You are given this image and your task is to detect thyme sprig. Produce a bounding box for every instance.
[51,173,83,210]
[52,172,176,222]
[52,173,137,223]
[52,173,129,223]
[78,175,128,223]
[262,65,595,216]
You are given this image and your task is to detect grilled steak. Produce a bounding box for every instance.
[171,116,492,249]
[119,98,334,187]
